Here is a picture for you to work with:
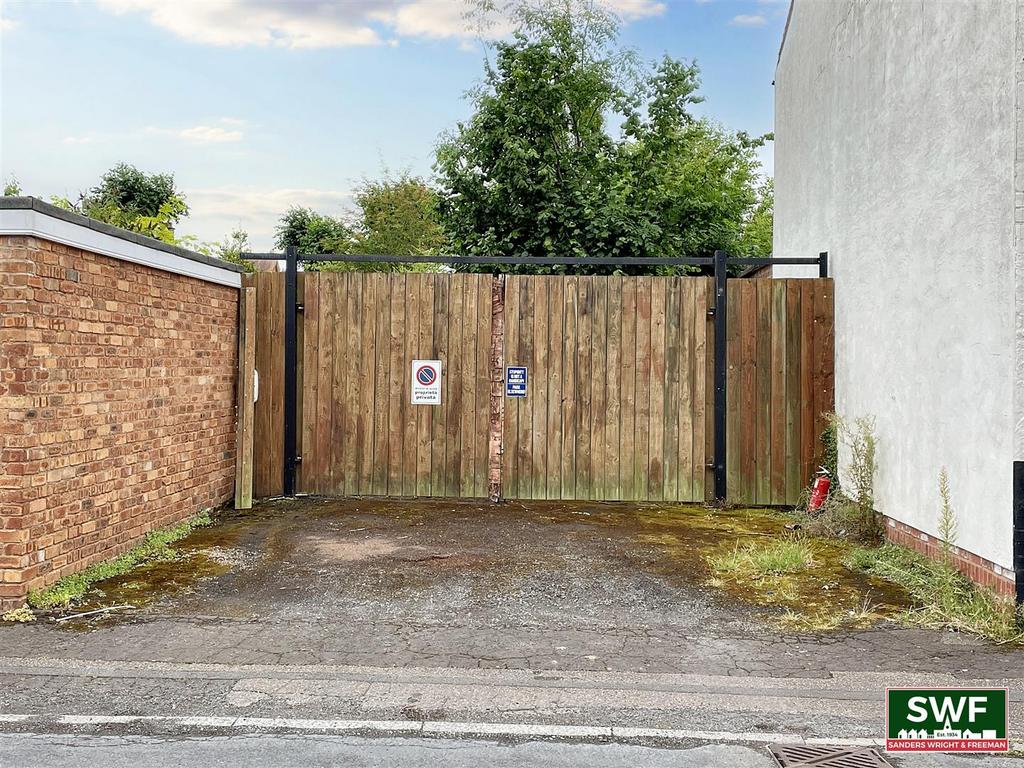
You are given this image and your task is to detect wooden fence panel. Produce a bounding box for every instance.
[725,278,835,506]
[501,275,713,502]
[291,272,492,498]
[251,271,285,498]
[249,272,832,506]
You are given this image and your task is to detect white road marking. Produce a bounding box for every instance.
[1,713,1015,751]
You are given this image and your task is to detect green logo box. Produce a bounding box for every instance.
[886,688,1009,752]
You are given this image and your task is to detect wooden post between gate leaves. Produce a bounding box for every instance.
[487,275,506,501]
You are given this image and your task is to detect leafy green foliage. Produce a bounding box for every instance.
[435,2,769,274]
[3,175,22,196]
[736,178,773,257]
[274,206,353,255]
[351,173,445,259]
[51,163,188,245]
[275,172,444,273]
[27,511,213,610]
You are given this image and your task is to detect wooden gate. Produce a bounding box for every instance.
[245,271,833,505]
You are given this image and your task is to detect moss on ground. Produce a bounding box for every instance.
[27,511,214,611]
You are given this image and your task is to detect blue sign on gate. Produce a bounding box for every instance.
[506,366,528,397]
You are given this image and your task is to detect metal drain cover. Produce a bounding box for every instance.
[769,744,892,768]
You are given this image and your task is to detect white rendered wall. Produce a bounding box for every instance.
[773,0,1017,570]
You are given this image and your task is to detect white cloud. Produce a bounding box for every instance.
[730,14,767,27]
[95,0,666,50]
[145,122,244,144]
[0,16,17,32]
[62,134,97,146]
[97,0,384,49]
[182,186,354,250]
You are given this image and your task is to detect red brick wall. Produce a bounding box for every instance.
[1,235,238,608]
[884,516,1015,596]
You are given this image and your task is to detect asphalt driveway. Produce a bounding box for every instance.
[2,497,1019,679]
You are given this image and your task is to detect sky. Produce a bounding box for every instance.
[0,0,789,250]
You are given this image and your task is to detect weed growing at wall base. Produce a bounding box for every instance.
[846,544,1024,644]
[27,511,214,611]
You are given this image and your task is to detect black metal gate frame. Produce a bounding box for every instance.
[243,248,829,501]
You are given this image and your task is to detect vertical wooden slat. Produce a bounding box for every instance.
[517,278,534,498]
[725,282,740,502]
[605,277,622,500]
[698,277,713,503]
[647,279,667,500]
[799,280,815,489]
[663,278,680,502]
[416,276,435,496]
[560,276,578,500]
[314,275,333,494]
[618,278,637,501]
[341,274,360,496]
[633,279,651,502]
[294,273,305,493]
[676,279,693,502]
[770,280,788,505]
[430,275,449,496]
[456,276,475,497]
[589,278,608,500]
[576,278,594,498]
[331,274,349,494]
[741,282,758,504]
[784,281,802,501]
[502,277,520,498]
[234,285,256,509]
[755,279,772,505]
[367,275,387,495]
[383,276,402,494]
[299,276,318,494]
[401,276,419,496]
[531,277,549,498]
[546,277,564,499]
[446,277,464,497]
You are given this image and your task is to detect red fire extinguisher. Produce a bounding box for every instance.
[807,467,831,514]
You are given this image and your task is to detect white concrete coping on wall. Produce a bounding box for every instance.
[0,197,243,288]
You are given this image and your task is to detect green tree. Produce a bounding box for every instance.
[274,172,444,273]
[351,172,445,258]
[435,1,767,274]
[274,206,353,254]
[736,178,773,257]
[51,163,188,244]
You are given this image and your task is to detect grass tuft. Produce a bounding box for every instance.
[27,511,213,611]
[847,543,1024,644]
[709,538,815,580]
[777,599,882,632]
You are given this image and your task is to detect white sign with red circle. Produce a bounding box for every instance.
[411,360,442,405]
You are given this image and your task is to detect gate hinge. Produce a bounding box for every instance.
[295,455,303,464]
[296,303,305,313]
[706,306,716,318]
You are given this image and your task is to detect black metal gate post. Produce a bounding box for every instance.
[283,245,298,496]
[712,250,728,502]
[819,251,829,278]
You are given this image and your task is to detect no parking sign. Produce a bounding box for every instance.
[411,360,442,405]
